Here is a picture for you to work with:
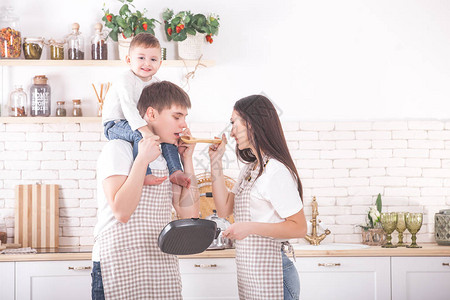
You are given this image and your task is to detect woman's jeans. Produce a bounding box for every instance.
[91,261,105,300]
[282,251,300,300]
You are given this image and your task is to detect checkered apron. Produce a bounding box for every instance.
[97,169,182,300]
[234,161,284,300]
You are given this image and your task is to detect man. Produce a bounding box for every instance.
[91,81,199,299]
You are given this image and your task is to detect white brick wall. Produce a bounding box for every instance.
[0,120,449,246]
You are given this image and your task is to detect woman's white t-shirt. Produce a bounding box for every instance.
[232,159,303,223]
[92,139,168,261]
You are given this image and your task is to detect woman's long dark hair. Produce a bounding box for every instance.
[234,95,303,201]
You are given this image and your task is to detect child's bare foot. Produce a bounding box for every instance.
[144,174,167,186]
[169,170,191,189]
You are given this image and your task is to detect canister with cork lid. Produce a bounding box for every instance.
[66,22,85,60]
[30,75,51,117]
[56,101,66,116]
[72,99,82,116]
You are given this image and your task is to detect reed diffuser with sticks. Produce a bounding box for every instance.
[92,82,110,117]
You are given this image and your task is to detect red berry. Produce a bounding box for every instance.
[142,23,148,31]
[106,14,112,22]
[167,27,172,36]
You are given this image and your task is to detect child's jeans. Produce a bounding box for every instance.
[104,120,183,175]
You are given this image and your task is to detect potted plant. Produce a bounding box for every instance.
[162,9,220,60]
[102,0,159,60]
[359,193,386,245]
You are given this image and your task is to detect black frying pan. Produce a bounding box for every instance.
[158,218,217,255]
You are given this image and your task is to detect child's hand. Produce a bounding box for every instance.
[208,133,227,162]
[144,174,167,186]
[137,134,161,164]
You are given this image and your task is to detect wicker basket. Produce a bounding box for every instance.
[361,228,386,246]
[197,172,235,223]
[178,33,206,60]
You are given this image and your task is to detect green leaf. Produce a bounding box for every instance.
[173,31,187,41]
[186,28,196,35]
[119,4,129,16]
[368,214,373,228]
[123,27,133,37]
[376,193,382,213]
[116,16,127,29]
[162,9,173,21]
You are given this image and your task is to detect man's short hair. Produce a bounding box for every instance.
[138,81,191,116]
[130,33,160,51]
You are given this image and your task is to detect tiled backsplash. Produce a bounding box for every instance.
[0,120,449,246]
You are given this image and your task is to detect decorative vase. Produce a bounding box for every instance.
[178,33,205,60]
[361,228,385,246]
[118,34,133,61]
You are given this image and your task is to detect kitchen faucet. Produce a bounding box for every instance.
[304,196,331,245]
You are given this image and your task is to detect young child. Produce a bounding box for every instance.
[102,33,190,188]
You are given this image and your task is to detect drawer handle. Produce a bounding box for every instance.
[443,263,450,267]
[318,263,341,267]
[68,266,92,271]
[194,264,217,268]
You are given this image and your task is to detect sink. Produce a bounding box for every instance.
[292,243,369,250]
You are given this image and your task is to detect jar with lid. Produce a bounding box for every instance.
[30,75,51,117]
[66,23,84,60]
[0,219,6,244]
[9,85,27,117]
[23,37,44,59]
[49,39,65,60]
[56,101,66,117]
[91,23,107,60]
[72,99,82,116]
[0,6,21,58]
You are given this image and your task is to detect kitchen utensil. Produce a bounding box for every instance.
[180,136,222,144]
[15,184,59,248]
[381,212,398,248]
[435,209,450,245]
[205,210,234,250]
[158,218,217,255]
[395,212,407,247]
[406,213,423,248]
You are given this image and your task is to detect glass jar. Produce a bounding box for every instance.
[30,75,51,117]
[66,23,84,60]
[49,39,65,60]
[0,7,21,59]
[0,219,6,244]
[23,37,44,59]
[72,99,82,116]
[91,23,107,60]
[9,85,27,117]
[56,101,66,117]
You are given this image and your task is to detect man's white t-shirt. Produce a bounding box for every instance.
[232,159,303,223]
[92,139,167,261]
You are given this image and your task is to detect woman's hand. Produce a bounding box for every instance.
[178,128,196,162]
[223,222,254,240]
[208,133,227,163]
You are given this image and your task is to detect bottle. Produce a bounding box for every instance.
[30,75,51,117]
[55,101,66,117]
[0,6,21,58]
[66,23,84,60]
[23,37,44,59]
[48,39,65,60]
[9,85,27,117]
[91,23,107,60]
[72,99,82,116]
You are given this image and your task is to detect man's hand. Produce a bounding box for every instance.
[178,128,195,162]
[137,134,161,164]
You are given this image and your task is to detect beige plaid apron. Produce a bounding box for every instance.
[234,160,284,300]
[97,169,182,300]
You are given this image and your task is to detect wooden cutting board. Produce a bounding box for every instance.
[14,184,59,248]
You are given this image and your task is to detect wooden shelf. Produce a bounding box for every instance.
[0,59,215,67]
[0,117,101,124]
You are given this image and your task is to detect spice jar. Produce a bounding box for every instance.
[91,23,107,60]
[9,85,27,117]
[49,39,65,60]
[0,7,21,59]
[66,23,85,60]
[72,99,82,116]
[0,219,6,244]
[23,37,44,59]
[56,101,66,117]
[30,75,51,117]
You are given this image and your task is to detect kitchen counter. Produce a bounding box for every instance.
[0,244,449,262]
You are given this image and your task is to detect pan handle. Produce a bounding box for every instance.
[215,228,222,239]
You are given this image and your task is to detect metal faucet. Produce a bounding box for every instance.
[304,196,331,245]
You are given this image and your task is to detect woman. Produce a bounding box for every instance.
[209,94,307,300]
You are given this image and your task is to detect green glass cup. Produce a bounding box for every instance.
[405,213,423,248]
[381,212,398,248]
[396,212,407,247]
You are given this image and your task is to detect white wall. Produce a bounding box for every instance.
[2,0,450,121]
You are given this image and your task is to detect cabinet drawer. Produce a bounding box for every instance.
[0,262,15,300]
[179,258,238,300]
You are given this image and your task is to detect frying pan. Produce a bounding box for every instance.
[158,218,218,255]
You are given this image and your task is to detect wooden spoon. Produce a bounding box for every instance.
[180,136,222,144]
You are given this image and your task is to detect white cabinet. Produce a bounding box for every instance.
[179,258,238,300]
[0,262,15,300]
[391,256,450,300]
[295,256,391,300]
[15,260,92,300]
